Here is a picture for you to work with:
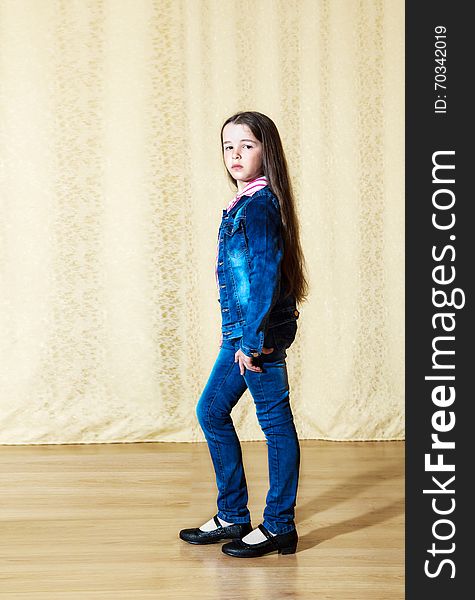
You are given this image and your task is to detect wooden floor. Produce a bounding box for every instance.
[0,440,404,599]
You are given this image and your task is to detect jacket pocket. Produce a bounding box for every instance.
[271,320,298,350]
[224,219,246,258]
[263,327,277,350]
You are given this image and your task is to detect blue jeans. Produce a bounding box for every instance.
[196,336,300,535]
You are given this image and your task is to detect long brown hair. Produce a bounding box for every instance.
[220,111,309,305]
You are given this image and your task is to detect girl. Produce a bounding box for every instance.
[179,111,308,558]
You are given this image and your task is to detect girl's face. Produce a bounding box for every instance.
[222,123,264,187]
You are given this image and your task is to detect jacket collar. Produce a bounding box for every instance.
[225,176,268,217]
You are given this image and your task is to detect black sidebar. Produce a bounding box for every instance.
[406,2,471,598]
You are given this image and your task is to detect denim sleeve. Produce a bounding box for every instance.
[239,196,283,358]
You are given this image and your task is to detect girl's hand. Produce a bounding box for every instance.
[234,346,274,376]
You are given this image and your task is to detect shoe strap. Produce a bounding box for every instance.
[257,523,273,539]
[213,514,223,529]
[257,523,279,549]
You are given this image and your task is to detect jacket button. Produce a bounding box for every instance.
[218,261,223,265]
[294,310,299,316]
[220,284,226,288]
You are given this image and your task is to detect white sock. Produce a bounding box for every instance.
[199,516,234,531]
[242,526,277,544]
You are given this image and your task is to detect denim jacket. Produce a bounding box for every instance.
[216,187,300,357]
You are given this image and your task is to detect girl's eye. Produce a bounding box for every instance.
[223,145,254,150]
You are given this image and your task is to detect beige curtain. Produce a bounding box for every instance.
[0,0,404,444]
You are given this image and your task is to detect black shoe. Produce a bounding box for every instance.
[179,514,253,545]
[221,523,298,558]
